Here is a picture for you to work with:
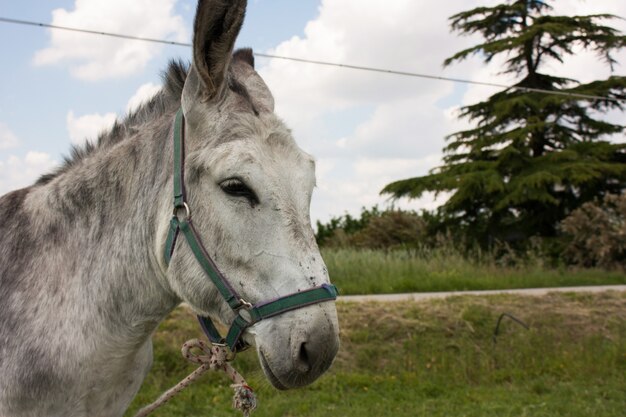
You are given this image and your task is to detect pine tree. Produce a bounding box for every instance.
[382,0,626,244]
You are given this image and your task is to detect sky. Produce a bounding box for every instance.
[0,0,625,225]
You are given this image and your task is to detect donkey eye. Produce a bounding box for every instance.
[220,178,259,206]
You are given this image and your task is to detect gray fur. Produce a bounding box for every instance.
[0,1,339,416]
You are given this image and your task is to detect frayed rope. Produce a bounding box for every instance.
[134,338,256,417]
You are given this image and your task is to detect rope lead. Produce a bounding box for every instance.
[134,338,256,417]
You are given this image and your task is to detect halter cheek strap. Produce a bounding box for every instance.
[163,108,338,353]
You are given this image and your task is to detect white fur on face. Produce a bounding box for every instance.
[172,109,339,389]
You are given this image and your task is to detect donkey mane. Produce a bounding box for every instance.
[36,60,189,185]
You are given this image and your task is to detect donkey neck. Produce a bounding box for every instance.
[27,110,180,344]
[0,108,187,417]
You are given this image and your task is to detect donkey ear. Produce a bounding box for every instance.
[191,0,247,100]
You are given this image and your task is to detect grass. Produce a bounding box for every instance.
[125,291,626,417]
[322,248,626,295]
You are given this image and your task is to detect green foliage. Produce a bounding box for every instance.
[382,0,626,244]
[560,193,626,269]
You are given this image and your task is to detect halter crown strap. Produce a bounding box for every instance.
[164,108,338,352]
[172,109,186,208]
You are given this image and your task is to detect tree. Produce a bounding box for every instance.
[382,0,626,244]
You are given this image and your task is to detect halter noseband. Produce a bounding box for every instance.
[163,108,338,352]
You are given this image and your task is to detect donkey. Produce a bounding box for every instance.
[0,1,340,416]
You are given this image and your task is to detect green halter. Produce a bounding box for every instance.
[163,108,338,352]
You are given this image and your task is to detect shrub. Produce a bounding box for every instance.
[316,207,427,250]
[315,206,382,246]
[345,210,428,249]
[560,193,626,269]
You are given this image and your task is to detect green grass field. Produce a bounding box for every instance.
[125,291,626,417]
[322,248,626,295]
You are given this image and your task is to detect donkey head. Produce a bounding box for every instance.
[164,0,339,389]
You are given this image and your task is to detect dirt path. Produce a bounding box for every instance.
[338,284,626,302]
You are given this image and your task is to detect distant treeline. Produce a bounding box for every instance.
[316,193,626,270]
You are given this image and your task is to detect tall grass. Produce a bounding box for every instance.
[322,247,626,295]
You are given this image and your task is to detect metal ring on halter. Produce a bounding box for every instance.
[173,202,191,221]
[238,299,253,310]
[207,341,238,360]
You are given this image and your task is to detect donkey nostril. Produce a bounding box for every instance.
[296,342,312,372]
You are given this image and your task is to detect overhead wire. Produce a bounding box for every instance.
[0,16,623,104]
[0,17,191,47]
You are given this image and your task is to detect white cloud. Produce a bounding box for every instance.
[311,154,447,223]
[66,81,164,145]
[259,0,484,221]
[338,97,450,159]
[260,0,477,126]
[0,123,19,150]
[126,82,162,113]
[33,0,187,80]
[352,156,442,180]
[66,110,117,145]
[0,152,57,195]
